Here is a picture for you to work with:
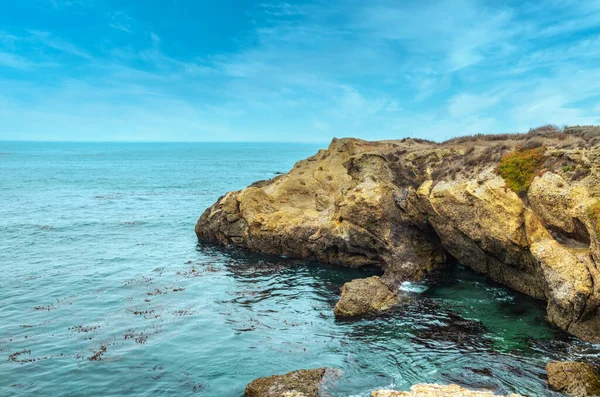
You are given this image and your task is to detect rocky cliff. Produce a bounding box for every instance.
[195,126,600,342]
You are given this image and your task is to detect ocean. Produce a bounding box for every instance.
[1,141,597,396]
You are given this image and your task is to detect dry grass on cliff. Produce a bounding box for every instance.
[564,125,600,140]
[428,124,598,183]
[441,124,600,147]
[441,124,563,145]
[380,124,598,189]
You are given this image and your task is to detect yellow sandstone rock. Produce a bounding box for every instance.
[196,129,600,342]
[333,276,399,317]
[372,384,523,397]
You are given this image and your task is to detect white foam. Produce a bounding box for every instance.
[399,281,429,293]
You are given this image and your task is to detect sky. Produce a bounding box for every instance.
[1,0,600,142]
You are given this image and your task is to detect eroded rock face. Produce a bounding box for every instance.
[196,132,600,342]
[546,361,600,396]
[372,384,523,397]
[334,276,399,317]
[196,138,446,280]
[244,368,333,397]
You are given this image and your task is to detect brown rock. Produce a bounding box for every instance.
[546,361,600,396]
[372,384,523,396]
[334,276,399,317]
[244,368,327,397]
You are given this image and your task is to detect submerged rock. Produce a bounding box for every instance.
[196,129,600,342]
[334,276,399,317]
[372,384,523,396]
[546,361,600,396]
[244,368,330,397]
[414,311,490,348]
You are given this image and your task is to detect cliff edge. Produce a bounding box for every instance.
[196,126,600,342]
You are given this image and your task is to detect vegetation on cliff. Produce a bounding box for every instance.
[589,201,600,234]
[496,147,546,193]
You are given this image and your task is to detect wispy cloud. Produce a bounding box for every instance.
[0,77,234,141]
[0,51,38,69]
[331,86,387,119]
[358,0,517,71]
[109,12,132,33]
[260,2,306,16]
[448,91,506,119]
[28,30,91,59]
[1,0,599,142]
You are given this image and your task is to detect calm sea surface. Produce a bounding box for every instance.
[1,142,599,396]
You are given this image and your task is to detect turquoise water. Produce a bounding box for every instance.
[1,142,599,397]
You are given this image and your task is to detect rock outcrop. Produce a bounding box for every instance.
[196,126,600,342]
[244,371,523,397]
[334,276,399,317]
[244,368,331,397]
[546,361,600,396]
[373,384,523,397]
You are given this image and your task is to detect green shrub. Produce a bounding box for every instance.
[588,202,600,235]
[562,165,574,172]
[588,202,600,218]
[497,147,546,193]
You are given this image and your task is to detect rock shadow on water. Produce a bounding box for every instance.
[197,242,382,304]
[529,334,600,368]
[411,308,492,350]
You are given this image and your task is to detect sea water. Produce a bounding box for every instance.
[1,142,599,396]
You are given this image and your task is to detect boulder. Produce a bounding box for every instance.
[244,368,328,397]
[372,384,523,396]
[546,361,600,396]
[334,276,399,317]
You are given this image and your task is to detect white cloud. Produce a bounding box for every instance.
[109,12,132,33]
[150,32,161,47]
[447,92,505,118]
[0,78,234,142]
[313,121,329,131]
[385,100,402,112]
[0,51,37,69]
[29,30,92,59]
[358,0,516,72]
[260,2,306,16]
[331,86,387,119]
[2,0,600,142]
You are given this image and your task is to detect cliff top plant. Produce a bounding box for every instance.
[497,147,546,193]
[589,202,600,218]
[441,124,600,146]
[589,201,600,235]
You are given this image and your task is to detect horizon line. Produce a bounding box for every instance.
[0,139,332,145]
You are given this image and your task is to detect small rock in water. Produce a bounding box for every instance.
[372,384,523,396]
[334,276,399,318]
[244,368,334,397]
[546,361,600,396]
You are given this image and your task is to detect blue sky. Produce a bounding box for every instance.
[1,0,600,142]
